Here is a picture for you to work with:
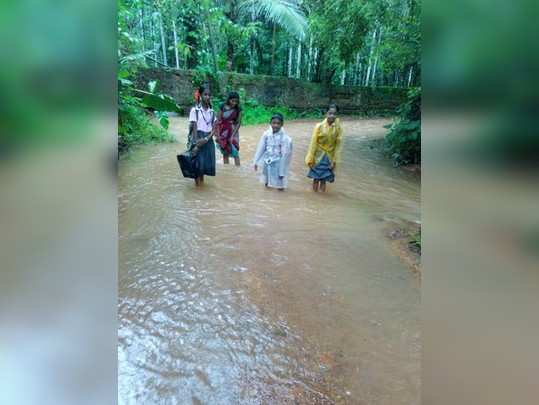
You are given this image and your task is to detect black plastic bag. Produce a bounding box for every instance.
[177,150,198,179]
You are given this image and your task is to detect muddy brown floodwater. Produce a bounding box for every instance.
[119,117,421,405]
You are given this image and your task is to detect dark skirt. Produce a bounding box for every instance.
[178,131,216,178]
[307,154,335,182]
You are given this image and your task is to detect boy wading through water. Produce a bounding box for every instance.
[305,104,343,192]
[253,113,293,191]
[187,85,216,186]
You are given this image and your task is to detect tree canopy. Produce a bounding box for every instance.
[118,0,420,86]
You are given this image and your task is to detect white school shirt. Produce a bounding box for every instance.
[188,105,215,133]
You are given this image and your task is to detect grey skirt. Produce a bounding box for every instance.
[307,154,335,182]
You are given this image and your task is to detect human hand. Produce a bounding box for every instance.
[331,162,336,170]
[195,138,206,148]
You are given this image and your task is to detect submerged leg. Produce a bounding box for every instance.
[195,177,201,187]
[313,180,319,192]
[234,156,240,166]
[223,155,229,164]
[320,180,327,192]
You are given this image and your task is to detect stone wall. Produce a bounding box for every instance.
[136,68,409,115]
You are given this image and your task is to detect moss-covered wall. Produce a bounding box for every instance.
[136,67,409,115]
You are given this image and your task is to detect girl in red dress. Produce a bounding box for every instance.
[215,92,242,166]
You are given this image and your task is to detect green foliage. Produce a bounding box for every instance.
[118,0,419,86]
[308,0,369,78]
[118,68,178,152]
[240,0,307,40]
[211,88,322,125]
[384,87,421,166]
[138,91,181,113]
[191,66,220,94]
[409,229,421,252]
[241,102,322,125]
[118,93,174,153]
[154,111,170,130]
[117,0,421,151]
[118,0,182,153]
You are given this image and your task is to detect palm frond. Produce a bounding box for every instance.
[239,0,307,40]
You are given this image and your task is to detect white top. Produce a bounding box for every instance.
[188,105,215,133]
[253,127,293,178]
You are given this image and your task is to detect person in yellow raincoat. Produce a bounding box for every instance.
[305,104,343,192]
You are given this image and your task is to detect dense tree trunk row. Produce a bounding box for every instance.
[123,0,419,87]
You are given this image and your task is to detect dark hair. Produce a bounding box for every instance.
[270,113,284,123]
[197,85,212,108]
[223,91,241,111]
[328,103,339,113]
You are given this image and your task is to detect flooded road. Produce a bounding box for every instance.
[118,117,420,404]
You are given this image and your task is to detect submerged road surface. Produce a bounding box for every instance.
[119,117,420,405]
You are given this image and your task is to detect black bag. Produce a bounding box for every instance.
[177,107,199,179]
[177,105,213,179]
[177,150,198,179]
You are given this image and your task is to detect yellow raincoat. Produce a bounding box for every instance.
[305,118,343,167]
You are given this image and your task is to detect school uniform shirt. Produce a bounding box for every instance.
[188,104,215,133]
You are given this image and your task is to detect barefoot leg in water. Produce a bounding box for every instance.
[234,156,240,166]
[320,180,327,192]
[313,180,319,192]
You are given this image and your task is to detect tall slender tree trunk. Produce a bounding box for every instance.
[407,65,414,86]
[172,19,179,69]
[249,3,255,74]
[150,16,157,67]
[202,1,219,73]
[185,14,197,69]
[288,45,293,77]
[209,23,219,73]
[307,37,313,81]
[139,9,145,52]
[271,23,276,74]
[364,28,377,86]
[313,47,319,81]
[249,40,254,74]
[340,69,346,85]
[296,42,302,78]
[225,0,237,71]
[314,48,323,82]
[226,41,234,71]
[371,28,382,86]
[159,12,167,66]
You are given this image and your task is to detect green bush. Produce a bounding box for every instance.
[233,92,322,125]
[385,87,421,166]
[118,69,178,153]
[118,94,174,153]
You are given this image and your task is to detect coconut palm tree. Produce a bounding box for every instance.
[223,0,307,73]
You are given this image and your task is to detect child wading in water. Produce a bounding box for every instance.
[305,104,342,192]
[215,91,242,166]
[253,113,293,191]
[187,85,216,186]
